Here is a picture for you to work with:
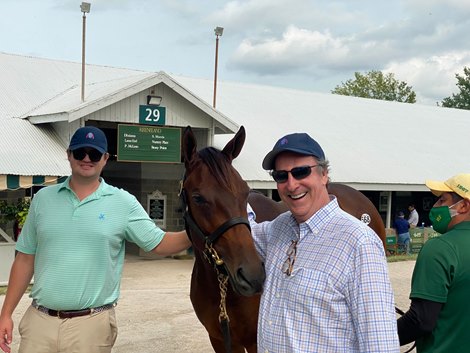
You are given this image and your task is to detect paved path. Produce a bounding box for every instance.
[1,256,416,352]
[389,260,416,353]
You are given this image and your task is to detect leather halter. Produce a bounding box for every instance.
[181,186,251,261]
[184,212,251,246]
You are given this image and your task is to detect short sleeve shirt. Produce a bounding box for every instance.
[16,177,165,310]
[408,209,419,226]
[410,222,470,353]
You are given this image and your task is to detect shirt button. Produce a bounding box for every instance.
[269,320,272,325]
[276,294,280,298]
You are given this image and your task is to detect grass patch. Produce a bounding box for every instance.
[387,253,418,262]
[172,254,194,260]
[0,285,32,296]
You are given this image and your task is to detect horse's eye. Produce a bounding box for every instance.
[192,194,206,205]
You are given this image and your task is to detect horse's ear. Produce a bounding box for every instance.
[222,126,246,162]
[182,125,197,169]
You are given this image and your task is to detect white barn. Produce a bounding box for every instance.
[1,52,469,234]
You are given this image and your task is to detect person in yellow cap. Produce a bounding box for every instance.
[397,173,470,352]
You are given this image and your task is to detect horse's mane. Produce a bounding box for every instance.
[198,147,238,191]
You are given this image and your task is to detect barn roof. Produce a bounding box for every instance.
[173,75,470,191]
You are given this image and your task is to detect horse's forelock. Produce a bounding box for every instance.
[198,147,236,191]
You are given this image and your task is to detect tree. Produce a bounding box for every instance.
[441,67,470,110]
[332,70,417,103]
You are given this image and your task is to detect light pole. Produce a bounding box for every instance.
[80,2,91,102]
[213,26,224,108]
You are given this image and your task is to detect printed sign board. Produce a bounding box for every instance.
[117,125,181,163]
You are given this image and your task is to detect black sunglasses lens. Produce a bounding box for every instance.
[291,166,312,180]
[72,148,103,162]
[87,149,103,162]
[271,170,288,183]
[72,149,86,161]
[272,165,315,183]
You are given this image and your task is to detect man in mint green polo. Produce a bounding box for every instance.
[0,126,191,353]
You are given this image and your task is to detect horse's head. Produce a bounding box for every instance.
[181,125,265,296]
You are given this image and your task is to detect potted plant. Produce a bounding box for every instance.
[15,199,30,227]
[0,200,17,224]
[0,198,31,240]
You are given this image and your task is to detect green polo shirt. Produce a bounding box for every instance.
[16,177,165,310]
[410,221,470,353]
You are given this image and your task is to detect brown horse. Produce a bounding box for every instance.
[182,126,263,353]
[181,126,386,353]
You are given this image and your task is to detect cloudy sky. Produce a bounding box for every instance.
[2,0,470,105]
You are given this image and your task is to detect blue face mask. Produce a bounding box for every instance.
[428,200,462,234]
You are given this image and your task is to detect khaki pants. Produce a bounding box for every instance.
[18,305,118,353]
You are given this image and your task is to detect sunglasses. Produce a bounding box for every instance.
[71,148,104,162]
[271,165,318,183]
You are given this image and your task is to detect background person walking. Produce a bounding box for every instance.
[393,211,410,254]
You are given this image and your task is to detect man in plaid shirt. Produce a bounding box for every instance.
[250,132,399,353]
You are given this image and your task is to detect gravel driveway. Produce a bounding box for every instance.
[1,255,416,353]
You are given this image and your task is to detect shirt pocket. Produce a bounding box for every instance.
[284,267,348,320]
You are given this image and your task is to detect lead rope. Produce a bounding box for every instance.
[181,180,233,353]
[217,271,231,353]
[395,307,416,353]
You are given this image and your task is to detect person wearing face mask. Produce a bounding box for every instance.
[397,173,470,352]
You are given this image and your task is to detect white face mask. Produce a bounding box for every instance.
[449,199,463,218]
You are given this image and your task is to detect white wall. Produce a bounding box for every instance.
[0,243,15,285]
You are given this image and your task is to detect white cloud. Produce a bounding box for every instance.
[3,0,470,106]
[387,53,470,104]
[222,0,470,104]
[230,26,353,74]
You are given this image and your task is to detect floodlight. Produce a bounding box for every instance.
[214,27,224,37]
[80,2,91,13]
[147,95,163,106]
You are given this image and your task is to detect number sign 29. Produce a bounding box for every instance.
[139,105,166,125]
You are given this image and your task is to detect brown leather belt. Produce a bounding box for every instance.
[32,300,116,319]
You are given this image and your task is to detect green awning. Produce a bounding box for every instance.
[0,175,67,191]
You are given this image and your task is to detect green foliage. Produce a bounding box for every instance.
[332,70,417,103]
[0,199,31,227]
[387,253,417,262]
[441,67,470,110]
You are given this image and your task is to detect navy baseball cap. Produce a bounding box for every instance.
[69,126,108,153]
[262,133,325,170]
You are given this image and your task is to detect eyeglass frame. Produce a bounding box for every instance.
[69,147,104,162]
[281,240,298,276]
[271,164,319,183]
